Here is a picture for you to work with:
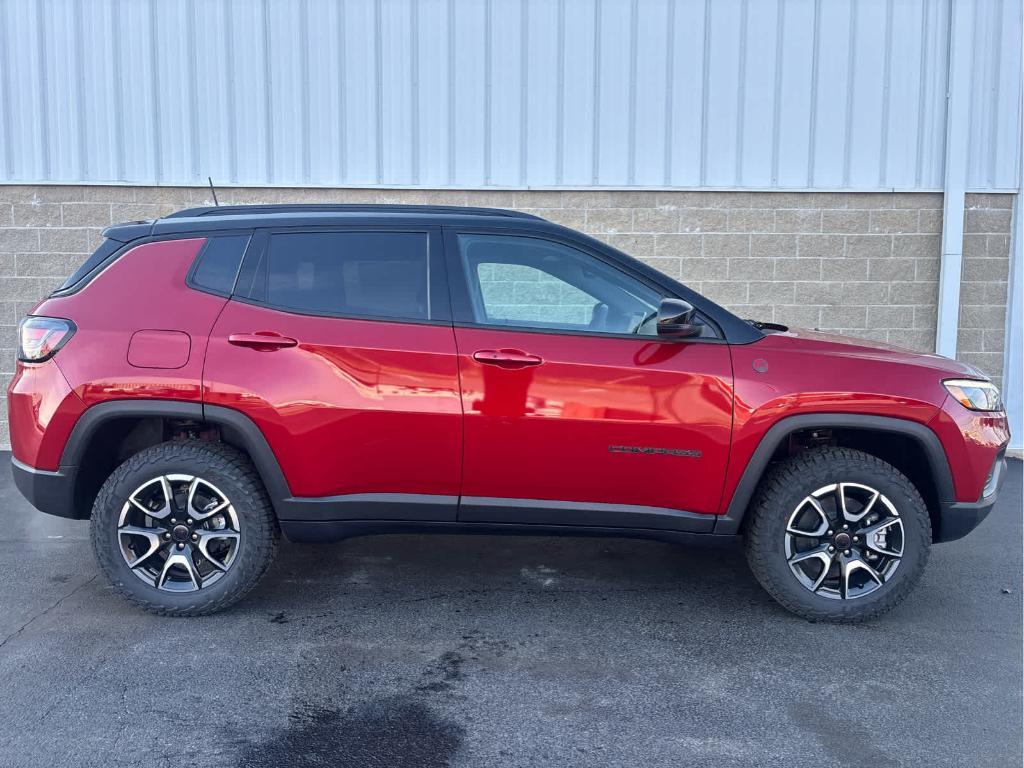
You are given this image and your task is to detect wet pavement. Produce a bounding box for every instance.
[0,455,1020,767]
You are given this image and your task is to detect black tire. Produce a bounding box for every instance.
[90,441,279,616]
[745,447,931,623]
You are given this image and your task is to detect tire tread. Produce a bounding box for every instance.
[90,440,279,617]
[744,447,931,623]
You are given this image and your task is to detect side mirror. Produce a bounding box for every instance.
[656,298,702,338]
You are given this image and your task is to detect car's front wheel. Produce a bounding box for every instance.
[90,441,279,616]
[745,447,932,623]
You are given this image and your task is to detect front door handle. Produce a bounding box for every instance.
[227,332,298,350]
[472,349,544,368]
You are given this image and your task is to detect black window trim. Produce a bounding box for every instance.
[228,225,453,326]
[51,238,125,296]
[442,225,728,344]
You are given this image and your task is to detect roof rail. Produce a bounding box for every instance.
[164,203,540,220]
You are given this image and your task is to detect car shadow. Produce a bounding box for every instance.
[246,532,784,624]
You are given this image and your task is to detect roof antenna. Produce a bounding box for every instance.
[207,176,220,207]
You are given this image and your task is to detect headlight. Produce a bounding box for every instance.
[943,379,1003,412]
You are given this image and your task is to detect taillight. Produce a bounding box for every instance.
[18,316,76,363]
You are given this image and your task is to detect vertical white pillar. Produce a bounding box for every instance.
[935,0,973,358]
[1004,192,1022,451]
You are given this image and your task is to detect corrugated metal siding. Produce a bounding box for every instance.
[0,0,1019,190]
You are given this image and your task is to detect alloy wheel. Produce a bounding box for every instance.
[116,474,241,592]
[784,482,904,600]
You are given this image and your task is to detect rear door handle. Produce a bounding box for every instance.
[227,332,298,350]
[472,349,544,368]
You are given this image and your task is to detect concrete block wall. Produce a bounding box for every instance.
[959,194,1013,382]
[0,185,1014,448]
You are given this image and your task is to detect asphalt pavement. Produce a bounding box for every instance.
[0,454,1020,768]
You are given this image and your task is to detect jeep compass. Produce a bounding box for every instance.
[8,204,1009,621]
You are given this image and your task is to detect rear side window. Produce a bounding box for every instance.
[190,235,250,295]
[249,231,431,321]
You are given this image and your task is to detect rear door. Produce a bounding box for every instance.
[203,226,462,520]
[446,229,734,529]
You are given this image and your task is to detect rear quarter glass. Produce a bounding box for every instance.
[189,235,251,295]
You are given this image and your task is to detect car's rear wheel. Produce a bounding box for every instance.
[745,447,931,623]
[90,441,279,616]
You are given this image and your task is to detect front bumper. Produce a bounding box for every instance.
[11,457,82,519]
[934,451,1007,543]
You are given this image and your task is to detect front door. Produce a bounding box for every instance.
[447,231,734,530]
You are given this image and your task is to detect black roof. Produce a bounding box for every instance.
[132,203,557,239]
[111,203,552,238]
[165,204,541,220]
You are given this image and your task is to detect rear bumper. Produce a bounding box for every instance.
[934,451,1007,543]
[10,457,82,519]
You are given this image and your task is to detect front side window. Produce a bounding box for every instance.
[251,231,431,321]
[458,233,663,336]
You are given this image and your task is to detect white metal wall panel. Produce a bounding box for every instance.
[968,0,1023,191]
[738,0,780,186]
[452,0,485,185]
[0,0,1019,190]
[561,0,593,185]
[667,0,705,186]
[773,0,814,188]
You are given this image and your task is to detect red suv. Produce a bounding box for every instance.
[9,204,1009,621]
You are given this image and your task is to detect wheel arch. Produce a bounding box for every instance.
[61,400,292,519]
[715,414,955,537]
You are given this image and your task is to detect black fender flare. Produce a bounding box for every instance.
[61,400,293,514]
[713,413,955,534]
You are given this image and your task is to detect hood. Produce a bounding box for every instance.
[765,326,988,379]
